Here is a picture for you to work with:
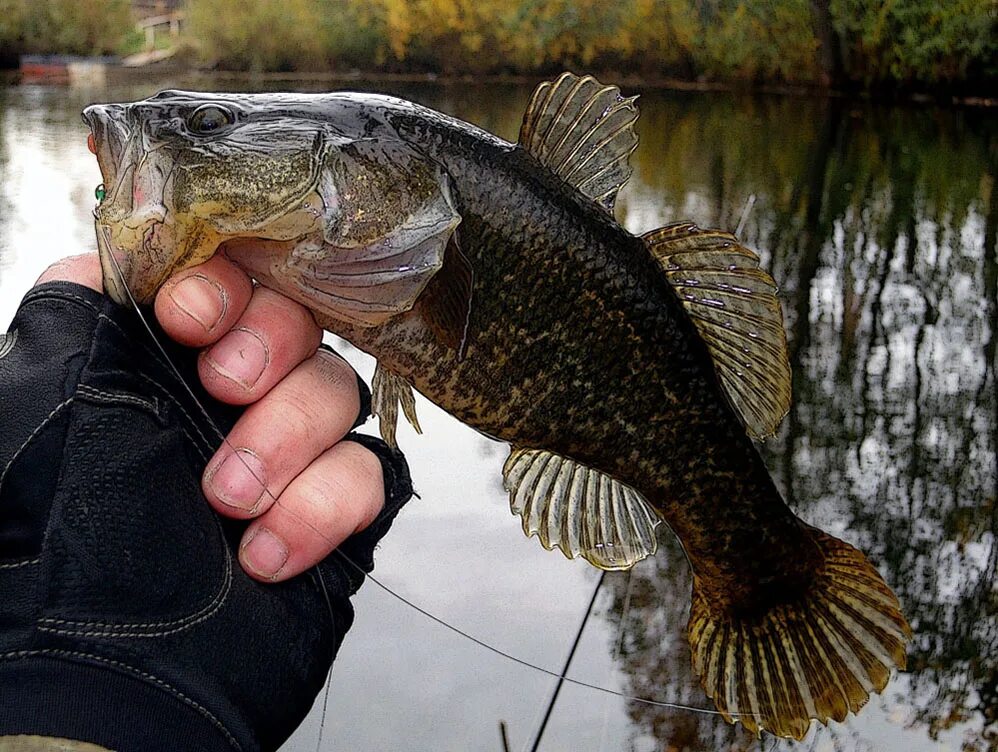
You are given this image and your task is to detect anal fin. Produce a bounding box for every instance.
[371,364,422,448]
[502,448,660,570]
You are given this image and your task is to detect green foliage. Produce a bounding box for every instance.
[187,0,329,71]
[181,0,995,88]
[696,0,820,82]
[830,0,998,85]
[0,0,132,57]
[0,0,994,88]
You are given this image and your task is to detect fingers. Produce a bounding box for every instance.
[155,254,323,405]
[35,253,103,291]
[155,254,253,347]
[202,349,382,581]
[197,286,323,404]
[35,252,383,584]
[203,350,361,516]
[161,253,378,583]
[239,441,384,581]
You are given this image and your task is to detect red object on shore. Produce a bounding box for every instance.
[19,56,71,82]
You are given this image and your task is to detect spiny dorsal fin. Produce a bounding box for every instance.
[688,529,911,739]
[371,363,421,449]
[519,72,639,214]
[643,222,791,438]
[0,329,16,360]
[502,448,660,571]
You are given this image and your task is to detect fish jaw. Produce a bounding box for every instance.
[83,103,219,304]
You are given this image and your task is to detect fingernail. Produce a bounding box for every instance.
[204,328,269,389]
[207,448,267,512]
[168,274,227,332]
[241,527,289,580]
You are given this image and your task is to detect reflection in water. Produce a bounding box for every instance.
[0,79,994,751]
[604,96,997,751]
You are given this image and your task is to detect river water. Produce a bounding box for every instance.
[0,75,994,752]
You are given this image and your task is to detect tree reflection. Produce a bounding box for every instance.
[605,97,997,751]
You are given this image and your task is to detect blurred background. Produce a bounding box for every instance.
[0,2,995,752]
[0,0,996,92]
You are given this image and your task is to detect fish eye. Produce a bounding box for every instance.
[187,105,234,134]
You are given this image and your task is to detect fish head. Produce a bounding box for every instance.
[83,90,400,304]
[84,89,462,330]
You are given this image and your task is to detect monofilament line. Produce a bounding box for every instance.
[333,551,730,717]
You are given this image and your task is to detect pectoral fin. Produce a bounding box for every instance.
[503,448,660,570]
[644,222,792,438]
[416,234,474,359]
[371,363,422,448]
[519,72,639,214]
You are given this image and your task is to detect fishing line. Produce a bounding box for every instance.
[735,193,757,237]
[313,565,335,752]
[598,567,634,752]
[332,550,731,717]
[102,242,743,723]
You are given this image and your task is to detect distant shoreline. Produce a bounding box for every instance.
[198,69,998,107]
[6,64,996,108]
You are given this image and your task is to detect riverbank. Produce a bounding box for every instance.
[199,69,998,107]
[9,62,995,109]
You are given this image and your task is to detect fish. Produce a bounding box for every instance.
[82,73,911,739]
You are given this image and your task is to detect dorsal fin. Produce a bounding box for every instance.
[644,222,792,438]
[519,72,639,214]
[502,448,660,571]
[371,363,422,448]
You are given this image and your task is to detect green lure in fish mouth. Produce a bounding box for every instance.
[82,74,911,741]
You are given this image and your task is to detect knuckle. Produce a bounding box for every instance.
[297,472,346,513]
[274,387,322,436]
[312,351,361,406]
[257,287,320,337]
[337,443,385,523]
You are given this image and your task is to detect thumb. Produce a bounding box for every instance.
[34,253,104,292]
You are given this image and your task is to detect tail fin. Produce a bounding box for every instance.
[687,530,911,740]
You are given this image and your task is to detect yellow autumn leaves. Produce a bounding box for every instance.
[186,0,824,81]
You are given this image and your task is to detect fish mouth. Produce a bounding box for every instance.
[82,103,129,194]
[83,103,176,305]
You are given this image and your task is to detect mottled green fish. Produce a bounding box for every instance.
[83,74,910,739]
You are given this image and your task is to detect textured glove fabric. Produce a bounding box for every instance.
[0,283,412,752]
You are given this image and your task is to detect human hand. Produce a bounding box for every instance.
[1,266,412,749]
[37,253,386,582]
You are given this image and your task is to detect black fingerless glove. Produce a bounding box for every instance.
[0,283,412,752]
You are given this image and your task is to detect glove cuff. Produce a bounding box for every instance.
[0,654,236,751]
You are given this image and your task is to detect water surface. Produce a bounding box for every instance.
[0,76,994,752]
